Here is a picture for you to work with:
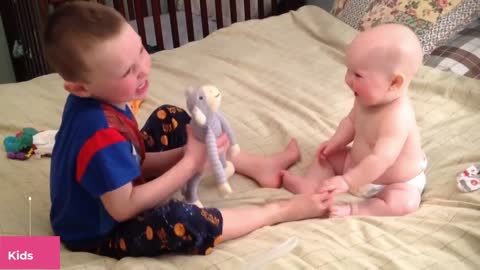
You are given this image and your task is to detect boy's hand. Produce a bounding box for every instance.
[184,129,231,171]
[317,175,350,194]
[184,125,208,172]
[217,133,230,154]
[228,144,240,157]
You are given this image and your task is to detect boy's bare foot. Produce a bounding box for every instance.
[251,139,301,188]
[329,204,352,218]
[281,170,321,194]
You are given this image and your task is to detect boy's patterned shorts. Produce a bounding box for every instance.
[96,200,223,259]
[72,105,223,258]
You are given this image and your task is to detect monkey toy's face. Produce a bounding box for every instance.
[201,85,222,112]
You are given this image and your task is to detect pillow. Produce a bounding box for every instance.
[331,0,372,29]
[424,18,480,79]
[331,0,480,54]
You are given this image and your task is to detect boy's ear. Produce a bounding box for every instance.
[64,81,92,98]
[389,73,405,91]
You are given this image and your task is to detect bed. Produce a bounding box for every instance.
[1,5,480,270]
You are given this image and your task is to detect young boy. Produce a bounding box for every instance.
[282,24,426,217]
[45,2,332,259]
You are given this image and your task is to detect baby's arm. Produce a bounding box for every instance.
[342,111,409,188]
[321,110,355,156]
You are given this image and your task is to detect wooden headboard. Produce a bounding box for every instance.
[0,0,305,81]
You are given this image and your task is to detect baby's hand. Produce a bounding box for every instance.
[317,140,335,160]
[317,176,349,194]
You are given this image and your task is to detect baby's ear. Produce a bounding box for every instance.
[64,81,91,98]
[389,73,405,91]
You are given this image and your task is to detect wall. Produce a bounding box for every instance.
[0,15,15,84]
[105,0,168,17]
[306,0,334,12]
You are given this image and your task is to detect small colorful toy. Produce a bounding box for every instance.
[183,85,240,207]
[456,164,480,192]
[3,128,38,160]
[3,128,57,160]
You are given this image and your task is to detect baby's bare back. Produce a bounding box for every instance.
[350,98,424,185]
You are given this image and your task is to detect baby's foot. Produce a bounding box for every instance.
[255,139,301,188]
[329,204,352,218]
[281,170,320,194]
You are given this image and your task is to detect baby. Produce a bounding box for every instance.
[282,24,426,217]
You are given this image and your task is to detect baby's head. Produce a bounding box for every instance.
[344,24,423,106]
[44,1,150,105]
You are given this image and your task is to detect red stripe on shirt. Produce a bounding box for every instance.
[76,128,126,183]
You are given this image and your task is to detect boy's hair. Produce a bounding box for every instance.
[43,1,126,82]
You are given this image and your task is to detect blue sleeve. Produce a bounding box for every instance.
[80,141,140,197]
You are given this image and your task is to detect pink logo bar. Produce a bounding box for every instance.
[0,236,60,269]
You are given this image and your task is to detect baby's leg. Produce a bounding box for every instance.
[282,149,350,194]
[330,183,421,217]
[231,139,301,188]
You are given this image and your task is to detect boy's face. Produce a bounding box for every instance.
[79,23,151,106]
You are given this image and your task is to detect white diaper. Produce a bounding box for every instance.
[351,158,428,198]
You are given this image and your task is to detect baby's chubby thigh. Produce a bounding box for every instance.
[374,181,422,216]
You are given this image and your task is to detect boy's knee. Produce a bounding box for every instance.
[147,200,223,255]
[154,105,191,123]
[164,200,224,255]
[142,105,191,151]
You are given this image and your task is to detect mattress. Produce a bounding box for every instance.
[1,5,480,269]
